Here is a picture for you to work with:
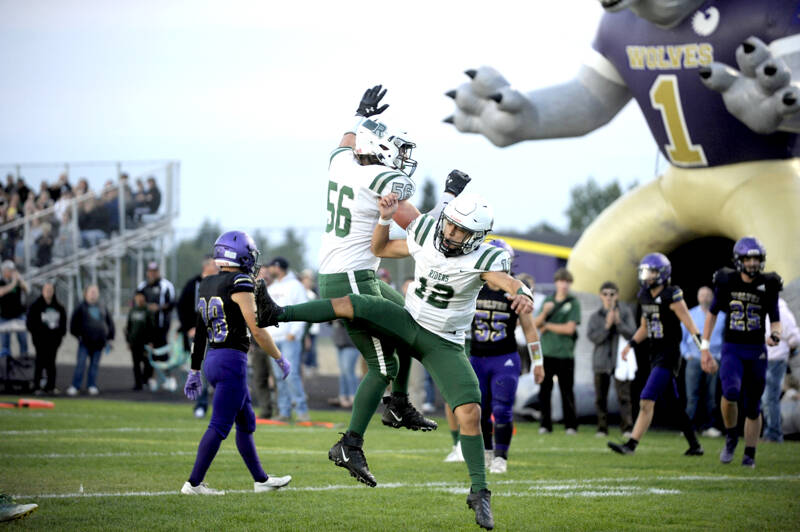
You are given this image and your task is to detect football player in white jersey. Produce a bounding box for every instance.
[260,191,534,530]
[316,85,471,482]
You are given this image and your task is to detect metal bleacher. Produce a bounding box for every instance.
[0,160,180,317]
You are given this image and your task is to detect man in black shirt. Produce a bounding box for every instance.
[26,281,66,394]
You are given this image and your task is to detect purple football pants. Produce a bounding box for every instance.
[188,348,267,486]
[640,365,679,402]
[719,342,767,419]
[470,352,520,453]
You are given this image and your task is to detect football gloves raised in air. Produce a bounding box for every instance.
[356,85,389,117]
[444,169,471,196]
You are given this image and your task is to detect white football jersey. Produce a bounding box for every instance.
[319,147,415,274]
[404,213,511,344]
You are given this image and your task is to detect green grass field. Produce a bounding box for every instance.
[2,397,799,531]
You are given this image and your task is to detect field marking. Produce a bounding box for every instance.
[0,426,336,436]
[13,475,800,501]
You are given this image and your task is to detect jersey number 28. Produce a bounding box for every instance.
[198,296,228,343]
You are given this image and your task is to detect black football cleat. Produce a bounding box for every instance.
[466,488,494,530]
[684,445,704,456]
[381,394,438,431]
[255,278,284,328]
[328,432,377,487]
[608,441,635,455]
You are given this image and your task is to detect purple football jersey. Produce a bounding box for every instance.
[593,0,799,167]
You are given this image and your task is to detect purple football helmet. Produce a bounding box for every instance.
[638,252,671,288]
[733,236,766,277]
[213,230,260,275]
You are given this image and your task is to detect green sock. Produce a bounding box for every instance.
[281,299,335,323]
[347,370,391,435]
[451,429,460,446]
[391,348,412,394]
[460,433,487,492]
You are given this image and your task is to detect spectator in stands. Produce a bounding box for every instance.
[299,269,320,376]
[4,174,14,195]
[49,173,71,202]
[145,176,161,214]
[27,281,67,395]
[53,188,73,223]
[680,286,725,437]
[587,281,636,438]
[53,210,77,260]
[78,195,109,247]
[177,255,219,417]
[331,320,359,409]
[535,267,581,434]
[14,177,30,205]
[137,261,176,390]
[762,298,800,442]
[66,284,114,396]
[125,290,155,391]
[0,260,29,358]
[249,265,276,420]
[34,222,54,267]
[265,256,309,422]
[119,173,135,226]
[74,178,88,197]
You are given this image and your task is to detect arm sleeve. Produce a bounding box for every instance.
[191,313,208,371]
[69,307,81,339]
[106,308,115,341]
[616,306,637,339]
[586,312,610,344]
[568,298,581,324]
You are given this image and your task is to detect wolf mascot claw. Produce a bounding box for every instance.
[447,0,800,304]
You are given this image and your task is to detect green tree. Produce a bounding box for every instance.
[265,228,307,273]
[565,177,635,233]
[172,220,222,289]
[417,177,437,214]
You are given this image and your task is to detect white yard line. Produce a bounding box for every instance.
[12,475,800,501]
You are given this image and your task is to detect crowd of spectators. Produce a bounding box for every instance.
[0,172,162,270]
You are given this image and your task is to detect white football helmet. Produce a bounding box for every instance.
[354,118,417,177]
[434,193,494,257]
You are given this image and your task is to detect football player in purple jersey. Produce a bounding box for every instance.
[608,253,704,457]
[701,237,783,467]
[180,231,293,495]
[446,0,800,303]
[461,240,545,474]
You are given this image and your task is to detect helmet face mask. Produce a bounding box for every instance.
[733,236,766,278]
[355,119,417,177]
[213,231,260,276]
[433,193,493,257]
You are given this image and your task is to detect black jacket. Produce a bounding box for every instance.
[70,301,115,352]
[26,295,67,349]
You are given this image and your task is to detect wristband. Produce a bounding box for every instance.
[346,116,365,135]
[527,341,543,367]
[377,217,392,226]
[516,284,534,301]
[628,338,639,349]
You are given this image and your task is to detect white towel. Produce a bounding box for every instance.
[614,337,638,381]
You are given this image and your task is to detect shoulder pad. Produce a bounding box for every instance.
[764,272,784,292]
[712,268,735,286]
[410,214,436,246]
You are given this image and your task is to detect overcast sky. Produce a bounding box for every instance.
[0,0,664,264]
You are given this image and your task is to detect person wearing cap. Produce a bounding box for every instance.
[265,257,310,422]
[0,260,29,358]
[137,261,176,390]
[534,267,581,434]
